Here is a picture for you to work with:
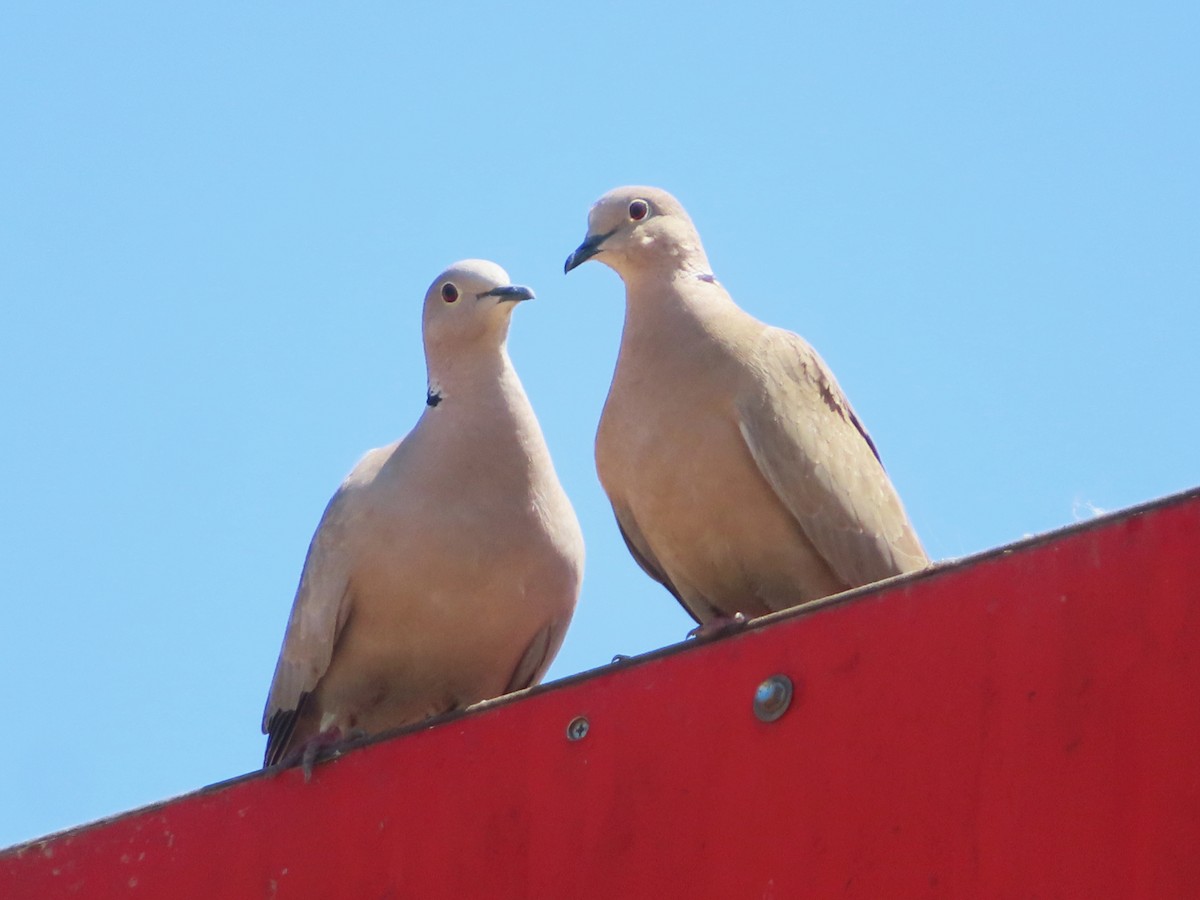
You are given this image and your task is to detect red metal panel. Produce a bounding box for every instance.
[4,488,1200,898]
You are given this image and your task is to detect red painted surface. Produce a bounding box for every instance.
[4,488,1200,898]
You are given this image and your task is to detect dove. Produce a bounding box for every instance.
[564,187,927,629]
[263,260,584,771]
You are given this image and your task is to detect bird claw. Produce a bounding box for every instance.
[687,612,749,641]
[278,727,368,782]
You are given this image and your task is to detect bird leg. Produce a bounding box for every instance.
[687,612,749,641]
[277,727,369,782]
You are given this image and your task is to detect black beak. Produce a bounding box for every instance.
[480,284,535,303]
[564,229,615,274]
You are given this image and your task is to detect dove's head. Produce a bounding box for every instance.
[421,259,533,356]
[564,186,711,280]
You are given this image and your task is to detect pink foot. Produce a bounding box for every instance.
[687,612,749,641]
[279,727,368,781]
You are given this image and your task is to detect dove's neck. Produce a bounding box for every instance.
[425,344,522,412]
[645,236,713,281]
[421,344,561,498]
[619,260,742,340]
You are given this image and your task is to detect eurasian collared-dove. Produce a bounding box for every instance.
[263,260,584,770]
[564,187,927,627]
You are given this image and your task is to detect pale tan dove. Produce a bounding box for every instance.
[564,186,927,628]
[263,259,584,770]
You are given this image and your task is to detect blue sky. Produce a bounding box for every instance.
[2,2,1197,847]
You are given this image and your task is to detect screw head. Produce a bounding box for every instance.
[753,674,793,722]
[566,716,590,741]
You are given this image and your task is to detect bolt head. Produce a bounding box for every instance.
[753,674,794,722]
[566,716,589,741]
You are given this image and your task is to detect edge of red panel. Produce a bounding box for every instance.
[3,483,1198,858]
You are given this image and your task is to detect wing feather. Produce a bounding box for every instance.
[612,508,702,624]
[261,447,393,765]
[734,328,928,587]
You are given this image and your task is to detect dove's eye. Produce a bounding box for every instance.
[628,199,649,221]
[441,283,459,303]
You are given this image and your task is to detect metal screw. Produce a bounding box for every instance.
[753,674,793,722]
[566,716,590,741]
